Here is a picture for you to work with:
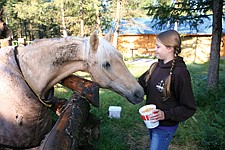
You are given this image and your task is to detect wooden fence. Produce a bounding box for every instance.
[1,35,225,63]
[117,34,225,63]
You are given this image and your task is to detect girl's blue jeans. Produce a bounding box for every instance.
[149,127,177,150]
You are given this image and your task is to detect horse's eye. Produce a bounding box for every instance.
[102,61,111,69]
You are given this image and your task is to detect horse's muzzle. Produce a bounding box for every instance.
[127,89,144,105]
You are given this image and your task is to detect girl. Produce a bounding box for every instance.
[138,30,196,150]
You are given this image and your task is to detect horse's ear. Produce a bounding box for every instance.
[90,32,99,51]
[104,29,113,42]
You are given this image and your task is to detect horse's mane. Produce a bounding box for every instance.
[31,36,84,45]
[29,36,122,68]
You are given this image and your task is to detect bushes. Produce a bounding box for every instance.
[199,96,225,149]
[195,86,225,149]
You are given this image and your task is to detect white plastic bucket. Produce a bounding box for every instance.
[108,106,122,118]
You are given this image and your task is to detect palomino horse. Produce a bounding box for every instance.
[0,31,144,148]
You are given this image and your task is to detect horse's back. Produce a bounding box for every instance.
[0,47,52,148]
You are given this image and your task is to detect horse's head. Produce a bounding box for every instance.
[17,31,143,105]
[85,31,144,104]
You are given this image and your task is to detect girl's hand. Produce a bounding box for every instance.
[150,109,165,122]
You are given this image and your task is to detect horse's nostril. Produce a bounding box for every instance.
[125,89,144,105]
[134,89,144,99]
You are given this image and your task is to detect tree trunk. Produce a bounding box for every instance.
[208,0,223,88]
[113,0,121,47]
[38,24,44,39]
[61,2,68,37]
[29,23,34,41]
[95,3,102,36]
[80,0,84,37]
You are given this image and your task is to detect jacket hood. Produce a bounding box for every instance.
[158,56,186,69]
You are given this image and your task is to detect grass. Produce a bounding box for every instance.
[90,89,148,150]
[54,58,225,150]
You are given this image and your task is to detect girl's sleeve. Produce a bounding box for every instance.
[138,70,148,94]
[164,69,197,122]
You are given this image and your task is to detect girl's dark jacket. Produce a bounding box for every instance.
[138,57,196,126]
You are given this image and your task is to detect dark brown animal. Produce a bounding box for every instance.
[0,19,12,40]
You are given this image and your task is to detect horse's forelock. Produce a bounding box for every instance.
[96,38,122,67]
[83,37,107,67]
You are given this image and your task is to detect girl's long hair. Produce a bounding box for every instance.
[145,30,181,99]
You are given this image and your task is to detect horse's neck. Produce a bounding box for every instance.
[17,37,90,98]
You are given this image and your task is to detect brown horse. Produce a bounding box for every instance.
[0,19,12,40]
[0,31,144,148]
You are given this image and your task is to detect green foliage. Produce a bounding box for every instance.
[199,98,225,149]
[121,0,149,18]
[1,0,156,40]
[1,0,115,39]
[0,0,7,11]
[144,0,213,31]
[200,112,225,150]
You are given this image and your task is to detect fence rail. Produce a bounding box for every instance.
[0,39,33,48]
